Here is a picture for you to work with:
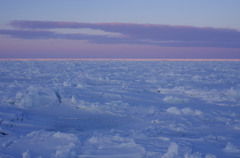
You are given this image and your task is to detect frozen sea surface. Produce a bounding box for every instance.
[0,60,240,158]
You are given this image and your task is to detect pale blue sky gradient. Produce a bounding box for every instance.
[1,0,240,29]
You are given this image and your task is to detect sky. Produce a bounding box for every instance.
[0,0,240,59]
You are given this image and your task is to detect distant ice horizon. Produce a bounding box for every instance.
[1,58,240,61]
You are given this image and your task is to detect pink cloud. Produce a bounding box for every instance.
[1,37,239,59]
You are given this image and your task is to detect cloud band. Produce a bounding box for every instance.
[0,20,239,48]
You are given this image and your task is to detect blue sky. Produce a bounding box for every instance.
[0,0,240,58]
[1,0,240,28]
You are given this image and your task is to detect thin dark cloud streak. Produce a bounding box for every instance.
[2,20,240,47]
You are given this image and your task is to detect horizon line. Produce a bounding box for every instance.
[0,58,240,61]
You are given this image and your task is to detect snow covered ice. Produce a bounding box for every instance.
[0,60,240,157]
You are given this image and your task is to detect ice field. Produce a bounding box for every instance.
[0,60,240,158]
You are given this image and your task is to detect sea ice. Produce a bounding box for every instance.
[14,86,59,109]
[162,142,178,158]
[0,60,240,157]
[223,142,240,154]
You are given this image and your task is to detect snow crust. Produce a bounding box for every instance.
[0,60,240,157]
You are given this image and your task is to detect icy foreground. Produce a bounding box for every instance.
[0,60,240,158]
